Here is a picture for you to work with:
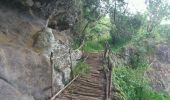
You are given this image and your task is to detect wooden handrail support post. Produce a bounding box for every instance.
[108,56,113,100]
[104,41,113,100]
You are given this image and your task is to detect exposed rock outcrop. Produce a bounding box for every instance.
[147,44,170,95]
[33,27,55,56]
[33,27,82,93]
[0,78,34,100]
[0,1,82,99]
[0,45,51,100]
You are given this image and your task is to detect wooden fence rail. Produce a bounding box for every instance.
[50,75,79,100]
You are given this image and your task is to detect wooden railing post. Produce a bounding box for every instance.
[104,41,113,100]
[108,56,113,99]
[50,52,54,97]
[69,49,74,79]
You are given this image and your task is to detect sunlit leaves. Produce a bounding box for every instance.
[145,0,170,33]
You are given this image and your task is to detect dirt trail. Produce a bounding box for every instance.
[57,53,107,100]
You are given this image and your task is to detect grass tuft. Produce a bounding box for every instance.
[73,61,90,76]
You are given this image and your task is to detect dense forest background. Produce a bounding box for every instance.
[73,0,170,100]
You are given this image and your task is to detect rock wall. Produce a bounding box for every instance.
[147,44,170,95]
[0,45,51,100]
[0,0,80,30]
[0,1,82,100]
[33,27,82,93]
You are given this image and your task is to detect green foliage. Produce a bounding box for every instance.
[81,17,112,52]
[108,0,142,44]
[83,40,104,52]
[127,42,152,69]
[82,0,100,21]
[131,25,158,59]
[82,33,129,53]
[110,12,142,44]
[90,17,111,36]
[113,66,170,100]
[72,1,170,100]
[83,29,111,52]
[73,61,90,76]
[110,38,130,53]
[129,51,148,69]
[157,24,170,43]
[73,1,170,100]
[146,0,170,33]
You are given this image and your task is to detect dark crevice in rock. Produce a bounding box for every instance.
[54,65,67,85]
[0,76,13,88]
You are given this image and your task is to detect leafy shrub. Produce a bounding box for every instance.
[113,66,170,100]
[73,61,90,76]
[83,40,104,52]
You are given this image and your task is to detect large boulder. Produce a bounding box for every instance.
[33,27,55,56]
[33,27,82,93]
[52,44,82,92]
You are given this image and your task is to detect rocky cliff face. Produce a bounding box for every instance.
[0,1,82,100]
[120,43,170,95]
[147,44,170,95]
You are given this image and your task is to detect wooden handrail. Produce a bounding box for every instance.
[50,41,113,100]
[50,75,79,100]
